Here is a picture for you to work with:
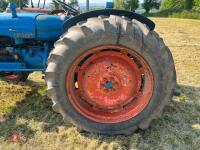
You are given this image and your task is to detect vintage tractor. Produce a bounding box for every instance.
[0,1,176,135]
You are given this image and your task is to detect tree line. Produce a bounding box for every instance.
[1,0,199,13]
[0,0,79,12]
[114,0,161,13]
[114,0,200,13]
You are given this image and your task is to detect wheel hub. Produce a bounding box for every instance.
[67,45,154,123]
[104,81,113,90]
[77,51,142,109]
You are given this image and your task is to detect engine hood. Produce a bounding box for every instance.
[0,13,39,39]
[0,12,68,42]
[35,14,68,41]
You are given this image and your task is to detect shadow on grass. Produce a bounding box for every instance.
[124,84,200,149]
[0,80,199,147]
[0,80,71,143]
[73,84,200,149]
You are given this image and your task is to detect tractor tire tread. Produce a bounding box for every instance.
[46,15,176,135]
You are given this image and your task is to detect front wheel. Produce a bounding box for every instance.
[46,15,176,135]
[0,72,29,82]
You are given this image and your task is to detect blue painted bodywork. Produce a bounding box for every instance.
[0,11,69,72]
[13,42,50,70]
[0,12,68,42]
[0,42,52,71]
[0,13,37,43]
[36,15,66,41]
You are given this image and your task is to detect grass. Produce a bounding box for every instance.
[0,18,200,150]
[145,9,200,20]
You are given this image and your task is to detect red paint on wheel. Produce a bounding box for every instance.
[67,45,154,123]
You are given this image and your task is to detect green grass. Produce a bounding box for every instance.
[145,9,200,20]
[0,18,200,150]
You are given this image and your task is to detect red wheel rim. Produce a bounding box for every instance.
[67,45,154,123]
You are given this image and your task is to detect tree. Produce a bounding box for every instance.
[114,0,125,9]
[143,0,161,13]
[8,0,29,8]
[52,0,79,9]
[194,0,200,6]
[114,0,139,11]
[192,0,200,11]
[125,0,139,11]
[30,0,34,8]
[162,0,185,10]
[37,0,41,8]
[0,0,8,12]
[43,0,46,8]
[68,0,79,8]
[52,0,59,9]
[185,0,193,9]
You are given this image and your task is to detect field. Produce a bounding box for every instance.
[0,18,200,150]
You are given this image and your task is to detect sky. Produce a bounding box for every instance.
[33,0,143,4]
[33,0,109,4]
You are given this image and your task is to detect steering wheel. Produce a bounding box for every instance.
[53,0,79,16]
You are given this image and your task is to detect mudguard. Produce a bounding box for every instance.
[64,9,155,32]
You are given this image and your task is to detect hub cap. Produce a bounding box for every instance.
[67,45,154,123]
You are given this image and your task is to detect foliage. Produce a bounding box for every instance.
[194,0,200,6]
[185,0,194,9]
[162,0,185,10]
[145,9,200,19]
[68,0,79,8]
[193,6,200,11]
[8,0,29,8]
[143,0,161,13]
[0,0,8,12]
[114,0,126,9]
[125,0,139,11]
[52,0,59,9]
[114,0,139,11]
[193,0,200,11]
[170,10,200,18]
[150,0,200,19]
[52,0,79,10]
[162,0,200,11]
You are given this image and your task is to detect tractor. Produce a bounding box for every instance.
[0,0,176,135]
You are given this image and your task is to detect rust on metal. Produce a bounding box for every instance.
[67,45,154,123]
[22,8,51,14]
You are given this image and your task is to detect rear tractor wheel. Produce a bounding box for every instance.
[46,15,176,135]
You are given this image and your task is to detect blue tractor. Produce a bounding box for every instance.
[0,0,176,135]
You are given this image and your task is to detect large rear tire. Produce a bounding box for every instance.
[46,15,176,135]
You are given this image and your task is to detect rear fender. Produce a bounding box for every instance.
[63,9,155,31]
